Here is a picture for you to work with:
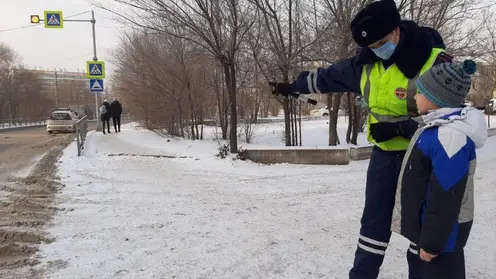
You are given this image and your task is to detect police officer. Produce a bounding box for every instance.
[271,0,452,278]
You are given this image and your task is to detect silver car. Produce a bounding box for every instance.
[46,109,79,133]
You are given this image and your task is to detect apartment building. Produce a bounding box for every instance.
[30,68,99,117]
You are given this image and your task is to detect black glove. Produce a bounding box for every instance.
[369,119,419,143]
[369,122,400,143]
[268,82,293,96]
[397,119,419,139]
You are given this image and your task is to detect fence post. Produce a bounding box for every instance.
[75,115,88,157]
[76,123,81,156]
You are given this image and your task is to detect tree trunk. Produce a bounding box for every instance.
[298,103,302,146]
[346,92,353,144]
[351,93,359,145]
[289,98,294,145]
[225,63,238,153]
[187,91,196,140]
[293,98,298,146]
[253,94,261,123]
[195,119,200,140]
[238,95,245,121]
[283,97,291,146]
[215,66,228,140]
[190,123,195,140]
[328,94,341,146]
[263,98,270,118]
[178,98,185,138]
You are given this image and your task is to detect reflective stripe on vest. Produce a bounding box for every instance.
[363,65,419,123]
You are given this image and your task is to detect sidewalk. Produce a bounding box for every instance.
[36,124,496,278]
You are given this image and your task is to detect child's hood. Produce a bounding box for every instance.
[421,106,487,149]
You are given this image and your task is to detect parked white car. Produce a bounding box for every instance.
[46,109,79,134]
[311,106,346,117]
[311,106,330,116]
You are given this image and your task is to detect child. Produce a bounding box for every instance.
[391,60,487,279]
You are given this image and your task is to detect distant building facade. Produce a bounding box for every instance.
[29,69,98,118]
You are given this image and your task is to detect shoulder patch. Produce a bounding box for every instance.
[434,52,454,65]
[437,126,466,158]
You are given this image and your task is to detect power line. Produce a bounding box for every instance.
[0,24,37,33]
[0,11,92,33]
[66,11,92,19]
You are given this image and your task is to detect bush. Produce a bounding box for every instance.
[236,147,246,160]
[216,143,229,159]
[239,119,257,143]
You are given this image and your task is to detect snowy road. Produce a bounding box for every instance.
[37,124,496,279]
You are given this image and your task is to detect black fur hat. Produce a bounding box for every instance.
[350,0,401,47]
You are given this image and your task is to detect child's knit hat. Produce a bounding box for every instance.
[416,60,477,108]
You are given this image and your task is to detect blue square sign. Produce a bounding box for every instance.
[90,79,104,92]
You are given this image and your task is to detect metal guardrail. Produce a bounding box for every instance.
[75,115,88,156]
[0,118,47,129]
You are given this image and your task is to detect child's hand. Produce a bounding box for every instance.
[419,248,438,262]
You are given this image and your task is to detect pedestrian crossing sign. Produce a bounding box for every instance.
[44,11,63,29]
[90,79,104,92]
[86,61,105,79]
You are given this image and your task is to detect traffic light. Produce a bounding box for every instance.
[30,15,40,24]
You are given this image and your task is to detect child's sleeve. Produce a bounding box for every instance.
[418,127,473,254]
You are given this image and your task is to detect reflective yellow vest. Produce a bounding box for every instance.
[360,48,445,151]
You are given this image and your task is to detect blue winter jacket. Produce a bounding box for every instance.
[391,107,487,254]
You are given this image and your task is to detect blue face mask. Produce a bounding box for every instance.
[371,40,397,60]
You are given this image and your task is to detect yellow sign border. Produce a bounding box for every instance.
[86,61,106,79]
[44,11,64,29]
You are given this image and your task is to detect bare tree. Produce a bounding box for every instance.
[111,28,220,139]
[476,12,496,105]
[98,0,255,153]
[246,0,325,146]
[10,69,47,119]
[0,43,51,120]
[396,0,494,57]
[314,0,367,146]
[102,0,494,149]
[0,44,18,120]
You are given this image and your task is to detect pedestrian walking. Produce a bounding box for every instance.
[110,98,123,133]
[100,99,111,134]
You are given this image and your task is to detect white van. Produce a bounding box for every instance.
[46,109,79,133]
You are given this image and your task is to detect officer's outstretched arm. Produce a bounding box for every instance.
[292,56,362,94]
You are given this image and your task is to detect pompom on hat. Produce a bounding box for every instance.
[416,60,477,108]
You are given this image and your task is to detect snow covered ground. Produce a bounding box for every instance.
[36,121,496,278]
[180,116,370,149]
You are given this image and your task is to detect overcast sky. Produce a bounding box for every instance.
[2,0,494,79]
[0,0,125,77]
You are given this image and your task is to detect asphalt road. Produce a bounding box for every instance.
[0,122,96,179]
[0,122,97,277]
